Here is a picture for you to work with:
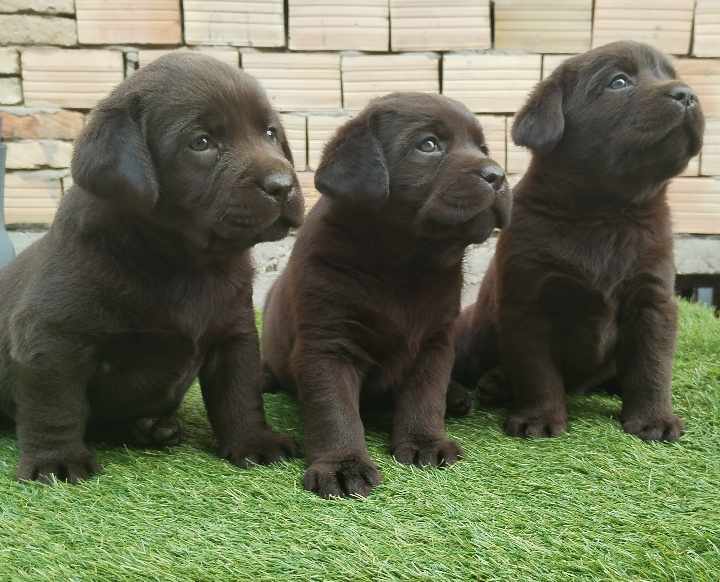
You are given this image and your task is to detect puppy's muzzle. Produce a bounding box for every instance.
[260,171,294,203]
[473,162,506,192]
[667,83,698,110]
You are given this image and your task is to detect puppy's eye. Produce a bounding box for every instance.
[417,137,441,154]
[189,135,213,151]
[480,145,490,156]
[265,127,278,143]
[608,74,631,90]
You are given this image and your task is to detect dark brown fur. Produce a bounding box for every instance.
[262,93,511,498]
[452,41,705,441]
[0,53,304,482]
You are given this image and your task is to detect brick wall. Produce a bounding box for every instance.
[1,0,718,233]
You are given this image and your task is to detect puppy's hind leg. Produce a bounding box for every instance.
[87,412,183,448]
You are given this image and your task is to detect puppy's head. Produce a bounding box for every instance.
[72,53,303,249]
[513,41,705,187]
[315,93,510,242]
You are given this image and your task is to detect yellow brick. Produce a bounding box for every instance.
[390,0,491,52]
[443,53,541,114]
[342,53,439,111]
[242,52,341,112]
[495,0,591,54]
[76,0,182,45]
[592,0,694,56]
[21,48,124,109]
[183,0,284,47]
[667,177,720,234]
[289,0,388,51]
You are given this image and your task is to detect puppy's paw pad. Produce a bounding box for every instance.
[222,431,299,468]
[504,412,567,438]
[132,415,183,447]
[393,438,463,468]
[446,381,474,417]
[622,414,684,442]
[303,458,381,499]
[17,449,101,484]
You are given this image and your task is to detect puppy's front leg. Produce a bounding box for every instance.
[200,328,298,467]
[392,331,463,467]
[296,355,381,498]
[617,289,683,441]
[15,353,100,483]
[500,314,568,438]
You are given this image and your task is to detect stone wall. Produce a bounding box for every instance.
[1,0,719,233]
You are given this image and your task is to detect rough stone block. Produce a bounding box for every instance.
[6,139,73,170]
[0,78,22,105]
[0,0,75,14]
[0,48,20,75]
[0,108,85,139]
[0,15,77,46]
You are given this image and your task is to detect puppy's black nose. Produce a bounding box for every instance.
[476,164,505,189]
[262,172,294,200]
[668,84,698,109]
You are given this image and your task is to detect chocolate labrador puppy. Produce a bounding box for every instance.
[262,93,511,498]
[0,53,303,483]
[452,41,704,441]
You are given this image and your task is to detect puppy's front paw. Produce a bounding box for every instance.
[622,414,684,442]
[220,430,299,468]
[392,437,463,467]
[446,381,474,417]
[504,410,567,438]
[303,457,382,499]
[132,414,183,447]
[17,448,101,484]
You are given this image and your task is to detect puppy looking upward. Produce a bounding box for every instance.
[452,41,704,441]
[262,93,511,498]
[0,54,303,483]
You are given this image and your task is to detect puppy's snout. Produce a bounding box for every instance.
[474,163,506,191]
[667,84,698,109]
[261,172,294,201]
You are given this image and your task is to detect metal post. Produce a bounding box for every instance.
[0,117,16,268]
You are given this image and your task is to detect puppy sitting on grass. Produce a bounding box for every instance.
[0,53,303,483]
[452,41,705,441]
[262,93,511,498]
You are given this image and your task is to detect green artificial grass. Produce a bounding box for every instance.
[1,301,719,581]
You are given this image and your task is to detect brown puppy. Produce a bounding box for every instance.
[452,41,704,441]
[0,53,304,482]
[262,93,511,498]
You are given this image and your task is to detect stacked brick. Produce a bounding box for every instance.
[0,0,718,233]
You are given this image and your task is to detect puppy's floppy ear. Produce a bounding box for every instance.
[314,114,389,208]
[72,97,158,213]
[512,77,565,155]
